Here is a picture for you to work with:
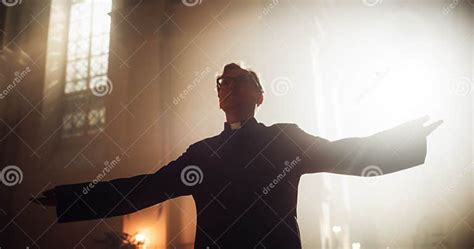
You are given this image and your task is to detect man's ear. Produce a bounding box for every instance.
[256,93,263,106]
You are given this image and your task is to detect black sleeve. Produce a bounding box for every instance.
[55,145,198,223]
[289,124,427,176]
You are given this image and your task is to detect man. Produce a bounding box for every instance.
[34,63,442,248]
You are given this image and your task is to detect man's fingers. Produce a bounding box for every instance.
[32,188,57,207]
[395,115,430,130]
[423,120,443,135]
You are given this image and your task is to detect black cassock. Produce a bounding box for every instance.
[55,117,427,249]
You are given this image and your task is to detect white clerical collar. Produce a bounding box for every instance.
[229,122,242,130]
[223,117,258,131]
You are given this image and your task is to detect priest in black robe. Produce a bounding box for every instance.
[34,63,442,249]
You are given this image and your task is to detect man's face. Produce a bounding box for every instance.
[217,68,262,112]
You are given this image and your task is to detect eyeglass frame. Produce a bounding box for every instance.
[216,73,264,93]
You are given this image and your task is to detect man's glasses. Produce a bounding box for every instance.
[216,74,263,93]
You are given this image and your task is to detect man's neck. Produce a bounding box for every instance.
[225,112,254,124]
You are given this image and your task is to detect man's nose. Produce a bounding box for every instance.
[229,80,241,91]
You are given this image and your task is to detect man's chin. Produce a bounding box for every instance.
[221,104,239,112]
[220,102,253,112]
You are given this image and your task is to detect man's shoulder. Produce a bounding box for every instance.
[268,122,300,131]
[268,123,315,143]
[186,133,222,151]
[187,122,304,149]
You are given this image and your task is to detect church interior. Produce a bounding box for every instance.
[0,0,473,248]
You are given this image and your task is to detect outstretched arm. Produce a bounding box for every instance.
[33,145,197,223]
[293,116,442,176]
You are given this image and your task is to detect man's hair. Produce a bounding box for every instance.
[217,63,264,94]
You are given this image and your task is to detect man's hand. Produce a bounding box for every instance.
[370,115,443,150]
[31,188,57,207]
[390,115,443,137]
